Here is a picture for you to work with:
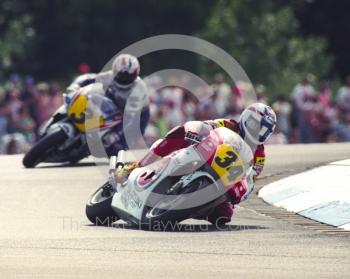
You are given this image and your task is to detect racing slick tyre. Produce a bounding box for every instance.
[22,129,67,168]
[86,182,119,226]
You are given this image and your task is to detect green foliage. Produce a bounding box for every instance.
[0,0,34,79]
[18,0,214,82]
[199,0,332,99]
[0,0,336,91]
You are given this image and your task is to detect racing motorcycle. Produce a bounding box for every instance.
[22,84,123,168]
[86,127,253,228]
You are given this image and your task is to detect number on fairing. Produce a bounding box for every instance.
[227,165,243,182]
[211,144,244,186]
[214,151,237,168]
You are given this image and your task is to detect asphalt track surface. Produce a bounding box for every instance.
[1,143,350,278]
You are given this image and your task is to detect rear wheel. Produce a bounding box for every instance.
[86,182,119,226]
[22,129,67,168]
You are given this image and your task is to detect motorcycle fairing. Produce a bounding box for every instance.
[111,146,204,223]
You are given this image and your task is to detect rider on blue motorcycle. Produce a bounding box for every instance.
[68,54,150,155]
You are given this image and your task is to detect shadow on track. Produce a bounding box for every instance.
[35,162,98,168]
[87,222,268,233]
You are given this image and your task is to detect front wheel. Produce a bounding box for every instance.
[22,129,67,168]
[86,182,119,226]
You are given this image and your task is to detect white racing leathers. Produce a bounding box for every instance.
[67,71,150,152]
[68,71,149,113]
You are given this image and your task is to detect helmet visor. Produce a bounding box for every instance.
[245,115,260,140]
[245,114,275,143]
[114,71,136,86]
[259,117,275,142]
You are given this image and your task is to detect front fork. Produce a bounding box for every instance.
[48,122,77,149]
[108,150,126,191]
[42,121,84,156]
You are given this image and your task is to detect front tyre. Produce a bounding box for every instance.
[22,129,67,168]
[86,182,119,226]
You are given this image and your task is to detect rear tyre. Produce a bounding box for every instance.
[86,182,119,226]
[22,129,67,168]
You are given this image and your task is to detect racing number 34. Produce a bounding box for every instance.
[213,147,244,186]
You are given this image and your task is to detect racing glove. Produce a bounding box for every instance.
[115,162,140,184]
[184,131,201,144]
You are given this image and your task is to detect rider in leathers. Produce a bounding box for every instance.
[68,54,150,155]
[117,102,276,225]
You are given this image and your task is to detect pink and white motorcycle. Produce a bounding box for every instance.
[86,127,253,228]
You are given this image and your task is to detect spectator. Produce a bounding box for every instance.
[195,97,218,121]
[307,96,329,142]
[256,84,268,104]
[49,82,63,115]
[12,106,36,144]
[318,80,332,107]
[163,98,184,129]
[272,95,292,138]
[181,91,197,121]
[7,87,23,133]
[211,73,231,117]
[309,81,335,142]
[0,87,9,139]
[155,109,169,138]
[225,93,242,120]
[291,74,316,143]
[266,125,288,144]
[336,75,350,117]
[36,82,52,125]
[162,81,183,109]
[334,113,350,142]
[144,119,159,146]
[21,75,40,134]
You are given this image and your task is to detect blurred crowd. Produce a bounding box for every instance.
[277,74,350,144]
[1,72,350,154]
[144,73,350,145]
[0,74,62,154]
[144,73,246,144]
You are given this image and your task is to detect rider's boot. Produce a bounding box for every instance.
[207,202,234,226]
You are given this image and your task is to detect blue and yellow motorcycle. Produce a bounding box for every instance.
[22,84,123,168]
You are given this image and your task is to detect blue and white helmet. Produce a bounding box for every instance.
[239,103,277,145]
